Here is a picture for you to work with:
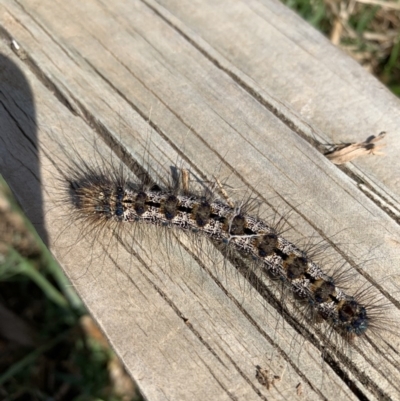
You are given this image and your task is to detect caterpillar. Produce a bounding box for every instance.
[65,160,375,342]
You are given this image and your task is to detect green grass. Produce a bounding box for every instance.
[283,0,331,31]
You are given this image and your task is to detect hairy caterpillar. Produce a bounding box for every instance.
[66,159,375,340]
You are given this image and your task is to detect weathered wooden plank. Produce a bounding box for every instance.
[0,0,399,400]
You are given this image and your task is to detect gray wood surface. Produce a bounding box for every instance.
[0,0,399,400]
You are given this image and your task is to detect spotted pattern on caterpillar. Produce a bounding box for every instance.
[69,168,369,340]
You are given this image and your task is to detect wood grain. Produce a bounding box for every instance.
[0,0,399,400]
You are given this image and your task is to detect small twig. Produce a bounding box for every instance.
[181,168,190,193]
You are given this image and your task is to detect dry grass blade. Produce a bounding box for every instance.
[325,131,387,164]
[355,0,400,11]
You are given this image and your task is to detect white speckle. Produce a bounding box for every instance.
[11,39,20,51]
